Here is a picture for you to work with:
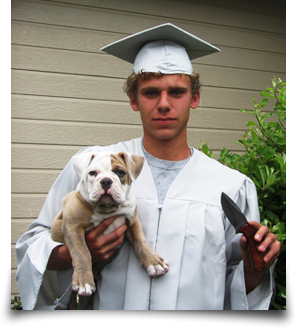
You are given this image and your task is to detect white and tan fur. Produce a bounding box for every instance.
[51,151,168,308]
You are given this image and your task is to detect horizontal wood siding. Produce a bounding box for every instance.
[11,0,286,295]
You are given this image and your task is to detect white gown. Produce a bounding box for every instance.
[15,138,274,310]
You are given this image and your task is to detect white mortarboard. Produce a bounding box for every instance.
[100,23,220,75]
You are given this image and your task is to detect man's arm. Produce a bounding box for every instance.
[47,216,127,271]
[224,177,280,309]
[47,244,72,271]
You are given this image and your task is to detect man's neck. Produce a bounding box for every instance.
[143,137,191,161]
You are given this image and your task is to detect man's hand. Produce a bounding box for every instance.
[240,221,281,293]
[47,216,127,271]
[85,215,127,264]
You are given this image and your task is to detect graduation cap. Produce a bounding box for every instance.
[100,23,220,75]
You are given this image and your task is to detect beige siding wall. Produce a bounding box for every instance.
[11,0,286,295]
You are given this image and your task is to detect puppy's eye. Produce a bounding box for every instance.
[116,170,126,178]
[89,171,97,176]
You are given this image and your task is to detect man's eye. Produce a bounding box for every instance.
[143,91,159,97]
[89,171,97,176]
[170,89,185,97]
[117,170,126,178]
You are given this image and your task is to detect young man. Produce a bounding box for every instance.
[16,23,280,310]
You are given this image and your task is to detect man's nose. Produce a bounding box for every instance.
[157,91,171,111]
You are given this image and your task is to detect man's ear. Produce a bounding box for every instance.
[190,92,201,109]
[130,96,140,112]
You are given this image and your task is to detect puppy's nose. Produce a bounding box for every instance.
[100,178,113,191]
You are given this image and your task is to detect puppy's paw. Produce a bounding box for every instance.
[73,283,96,296]
[146,260,169,277]
[72,270,96,296]
[134,240,169,277]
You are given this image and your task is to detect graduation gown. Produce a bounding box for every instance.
[15,138,274,310]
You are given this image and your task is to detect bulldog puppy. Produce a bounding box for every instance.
[51,151,169,306]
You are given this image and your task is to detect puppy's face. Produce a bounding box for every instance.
[72,151,144,213]
[86,153,130,207]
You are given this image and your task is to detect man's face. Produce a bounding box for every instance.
[129,74,200,144]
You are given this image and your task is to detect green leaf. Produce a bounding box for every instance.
[267,122,277,128]
[259,91,274,99]
[252,177,262,189]
[266,174,276,187]
[276,284,286,299]
[259,98,269,108]
[202,144,209,154]
[272,302,285,310]
[219,148,229,159]
[265,211,275,221]
[251,130,258,139]
[246,121,258,127]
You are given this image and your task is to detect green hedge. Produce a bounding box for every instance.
[198,77,286,310]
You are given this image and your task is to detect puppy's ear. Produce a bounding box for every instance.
[71,152,98,178]
[118,152,145,182]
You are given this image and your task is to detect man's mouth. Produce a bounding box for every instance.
[154,118,176,125]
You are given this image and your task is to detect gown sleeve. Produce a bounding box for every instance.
[15,147,91,310]
[224,177,275,310]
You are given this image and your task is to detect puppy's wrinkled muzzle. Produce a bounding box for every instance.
[99,194,115,206]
